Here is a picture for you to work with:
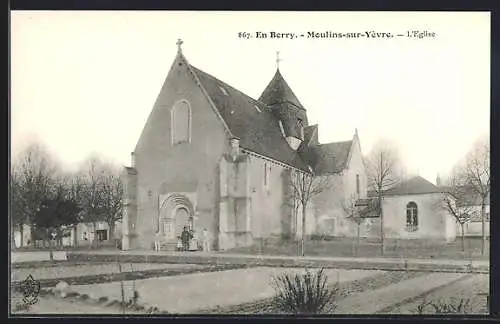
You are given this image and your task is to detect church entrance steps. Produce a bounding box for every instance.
[66,251,489,273]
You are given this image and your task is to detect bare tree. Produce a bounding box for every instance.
[10,170,24,248]
[99,165,125,242]
[366,141,401,255]
[289,170,333,256]
[11,143,57,247]
[66,174,86,247]
[442,193,473,252]
[342,194,365,256]
[78,157,125,247]
[79,157,106,247]
[456,138,490,255]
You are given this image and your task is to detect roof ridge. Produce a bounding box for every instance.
[190,64,269,109]
[188,64,310,172]
[320,139,353,147]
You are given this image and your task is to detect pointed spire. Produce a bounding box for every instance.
[354,128,358,137]
[276,51,282,70]
[259,68,304,109]
[176,38,184,53]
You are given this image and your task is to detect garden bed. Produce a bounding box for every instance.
[11,289,166,315]
[11,263,250,292]
[382,274,489,314]
[197,270,427,314]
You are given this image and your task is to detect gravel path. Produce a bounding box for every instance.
[335,272,469,314]
[384,274,489,314]
[11,263,202,282]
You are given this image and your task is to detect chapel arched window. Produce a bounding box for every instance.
[406,201,418,232]
[171,100,191,145]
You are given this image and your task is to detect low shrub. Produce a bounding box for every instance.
[98,296,109,303]
[309,234,335,241]
[66,292,79,298]
[132,304,145,311]
[270,268,340,314]
[416,298,472,314]
[146,306,160,314]
[79,294,90,300]
[107,300,121,307]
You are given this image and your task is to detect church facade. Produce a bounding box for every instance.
[121,43,368,251]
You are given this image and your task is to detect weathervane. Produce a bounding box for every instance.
[276,51,282,69]
[176,38,184,52]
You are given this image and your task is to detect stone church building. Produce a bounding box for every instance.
[121,42,369,251]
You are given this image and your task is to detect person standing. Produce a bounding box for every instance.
[202,229,210,252]
[180,226,192,252]
[154,231,161,252]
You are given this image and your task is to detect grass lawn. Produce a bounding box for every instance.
[226,237,489,260]
[384,274,489,314]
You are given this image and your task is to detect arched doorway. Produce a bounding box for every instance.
[158,193,195,249]
[171,207,192,239]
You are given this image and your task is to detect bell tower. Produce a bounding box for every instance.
[259,53,308,151]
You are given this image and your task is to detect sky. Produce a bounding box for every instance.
[11,11,490,184]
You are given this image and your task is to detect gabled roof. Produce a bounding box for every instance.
[384,176,444,196]
[307,140,353,175]
[258,69,305,110]
[304,125,319,146]
[189,65,309,172]
[440,185,490,206]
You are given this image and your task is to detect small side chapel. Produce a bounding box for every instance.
[121,40,369,251]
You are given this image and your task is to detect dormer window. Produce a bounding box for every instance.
[297,119,304,139]
[278,120,286,137]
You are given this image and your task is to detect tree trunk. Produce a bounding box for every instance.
[461,224,465,252]
[30,224,36,247]
[46,229,53,260]
[92,222,97,248]
[73,225,78,247]
[481,201,486,256]
[379,195,385,256]
[301,203,307,257]
[19,222,24,248]
[109,222,115,242]
[356,223,361,256]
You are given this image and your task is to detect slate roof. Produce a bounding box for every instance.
[259,69,305,109]
[306,140,353,175]
[440,185,490,207]
[190,65,310,172]
[384,176,444,196]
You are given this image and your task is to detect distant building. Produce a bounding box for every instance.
[438,182,490,237]
[13,221,120,249]
[379,176,457,242]
[121,42,368,251]
[357,175,490,243]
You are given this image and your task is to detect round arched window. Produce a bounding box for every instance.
[406,201,418,232]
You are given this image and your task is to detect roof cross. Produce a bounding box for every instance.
[176,38,184,52]
[276,51,282,70]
